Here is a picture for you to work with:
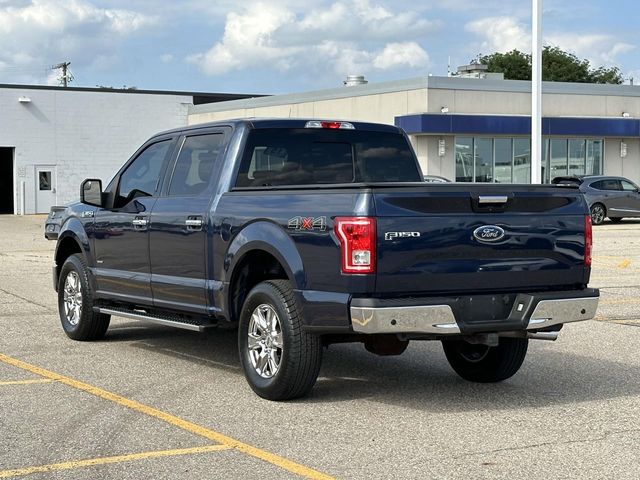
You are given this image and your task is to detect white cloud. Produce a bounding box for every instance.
[465,15,636,69]
[545,34,635,66]
[160,53,174,63]
[373,42,430,70]
[187,0,433,77]
[187,3,298,75]
[465,16,530,53]
[0,0,156,84]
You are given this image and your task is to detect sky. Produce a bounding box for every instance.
[0,0,638,95]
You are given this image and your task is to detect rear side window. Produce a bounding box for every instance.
[621,180,638,191]
[169,134,223,196]
[235,128,421,187]
[591,179,621,191]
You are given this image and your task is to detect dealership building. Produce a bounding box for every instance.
[1,75,640,214]
[190,75,640,186]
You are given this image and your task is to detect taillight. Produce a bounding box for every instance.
[334,217,376,274]
[585,214,592,267]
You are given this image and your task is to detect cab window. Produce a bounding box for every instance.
[168,134,223,196]
[116,140,171,208]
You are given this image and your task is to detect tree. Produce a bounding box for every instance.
[480,49,531,81]
[480,46,624,84]
[589,66,624,84]
[541,46,590,82]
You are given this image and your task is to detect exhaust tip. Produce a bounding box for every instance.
[527,331,559,341]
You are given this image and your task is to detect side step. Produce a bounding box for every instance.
[95,307,217,332]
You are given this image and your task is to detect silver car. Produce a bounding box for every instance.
[552,175,640,225]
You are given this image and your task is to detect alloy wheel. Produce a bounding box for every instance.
[591,205,605,225]
[63,271,82,326]
[247,304,283,379]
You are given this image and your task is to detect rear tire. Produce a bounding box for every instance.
[442,337,528,383]
[238,280,322,400]
[58,254,110,341]
[590,203,606,225]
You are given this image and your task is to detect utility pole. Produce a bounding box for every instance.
[531,0,542,183]
[51,61,73,87]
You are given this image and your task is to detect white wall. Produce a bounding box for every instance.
[0,88,191,213]
[605,138,640,182]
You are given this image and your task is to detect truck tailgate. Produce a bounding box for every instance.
[374,185,589,295]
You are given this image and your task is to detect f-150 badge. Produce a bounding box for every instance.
[288,216,327,231]
[384,231,421,240]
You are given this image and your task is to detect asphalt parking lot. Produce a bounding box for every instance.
[0,215,639,479]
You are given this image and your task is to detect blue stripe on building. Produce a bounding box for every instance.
[395,114,640,137]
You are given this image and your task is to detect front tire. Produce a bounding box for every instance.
[442,337,528,383]
[238,280,322,400]
[58,254,110,341]
[590,203,606,225]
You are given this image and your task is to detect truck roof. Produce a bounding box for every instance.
[152,118,404,138]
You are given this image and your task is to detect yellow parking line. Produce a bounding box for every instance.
[0,379,55,386]
[618,259,631,269]
[0,444,231,479]
[0,353,334,480]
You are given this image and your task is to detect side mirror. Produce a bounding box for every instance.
[81,179,103,207]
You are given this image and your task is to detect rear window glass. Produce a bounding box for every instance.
[235,128,421,187]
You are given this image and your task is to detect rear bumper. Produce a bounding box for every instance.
[349,289,599,336]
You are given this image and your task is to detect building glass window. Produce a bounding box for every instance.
[568,139,586,176]
[455,137,473,182]
[513,138,531,183]
[494,138,512,183]
[474,138,493,182]
[454,136,603,183]
[550,139,568,179]
[586,139,603,177]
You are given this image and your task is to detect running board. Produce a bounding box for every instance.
[95,307,217,332]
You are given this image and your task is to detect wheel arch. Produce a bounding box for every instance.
[223,221,305,323]
[54,219,93,289]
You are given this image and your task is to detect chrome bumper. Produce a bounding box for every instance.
[527,296,599,330]
[350,296,599,335]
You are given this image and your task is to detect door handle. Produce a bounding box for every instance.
[132,217,148,228]
[186,217,203,230]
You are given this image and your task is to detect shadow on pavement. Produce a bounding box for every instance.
[103,322,640,412]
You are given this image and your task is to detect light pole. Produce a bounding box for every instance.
[531,0,542,183]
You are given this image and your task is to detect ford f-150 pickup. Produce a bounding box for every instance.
[45,119,599,400]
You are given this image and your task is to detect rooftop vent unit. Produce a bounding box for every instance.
[455,62,504,80]
[343,75,368,87]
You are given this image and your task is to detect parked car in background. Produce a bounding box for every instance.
[552,175,640,225]
[423,175,451,183]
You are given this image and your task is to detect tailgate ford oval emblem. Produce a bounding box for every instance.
[473,225,505,243]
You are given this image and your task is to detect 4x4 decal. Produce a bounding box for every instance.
[288,216,327,231]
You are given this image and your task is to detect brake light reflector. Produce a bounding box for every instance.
[334,217,376,274]
[585,214,592,267]
[305,120,355,130]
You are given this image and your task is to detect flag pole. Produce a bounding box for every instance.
[531,0,542,183]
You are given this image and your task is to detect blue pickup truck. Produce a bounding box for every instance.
[46,119,599,400]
